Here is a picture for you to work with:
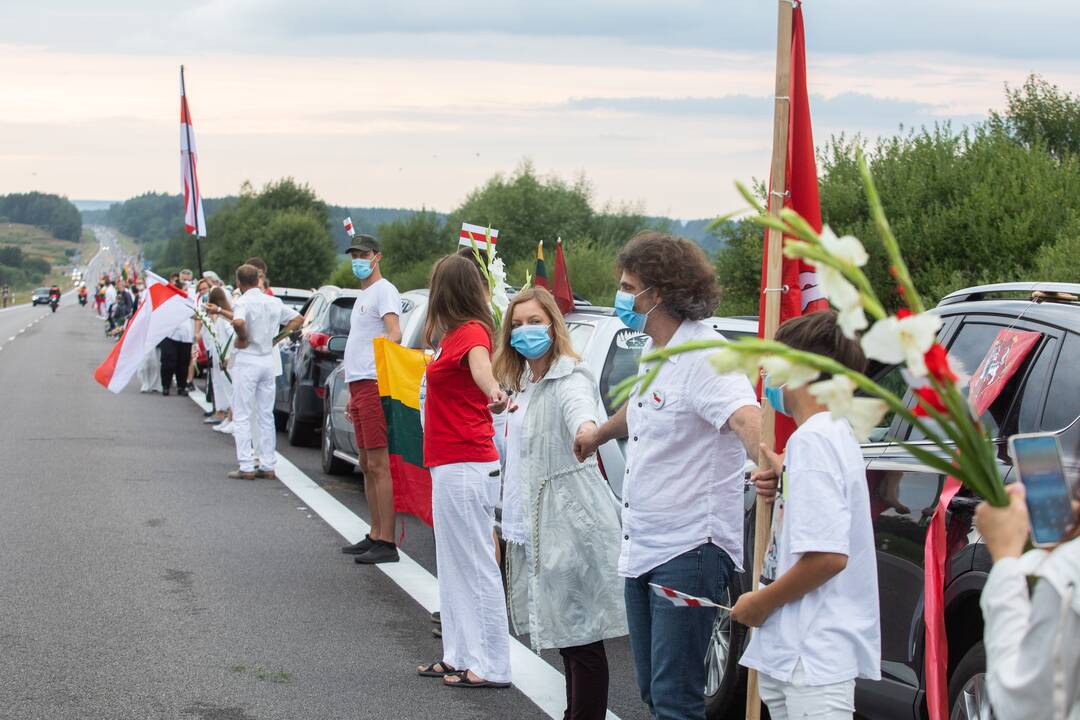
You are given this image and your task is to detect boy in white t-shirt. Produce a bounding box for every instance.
[734,311,880,720]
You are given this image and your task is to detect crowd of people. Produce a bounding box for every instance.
[101,232,1078,720]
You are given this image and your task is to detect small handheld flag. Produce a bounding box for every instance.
[343,217,355,237]
[459,222,498,252]
[649,583,731,611]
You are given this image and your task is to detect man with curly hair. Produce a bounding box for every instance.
[576,230,761,719]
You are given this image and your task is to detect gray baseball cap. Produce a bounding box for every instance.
[346,234,380,253]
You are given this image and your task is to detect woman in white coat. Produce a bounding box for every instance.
[492,286,627,720]
[975,483,1079,720]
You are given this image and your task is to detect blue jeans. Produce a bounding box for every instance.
[624,543,735,720]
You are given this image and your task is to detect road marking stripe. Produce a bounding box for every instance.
[186,390,618,720]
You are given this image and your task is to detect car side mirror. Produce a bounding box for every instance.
[327,335,348,357]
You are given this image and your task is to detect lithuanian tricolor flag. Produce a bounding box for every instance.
[534,239,549,289]
[373,337,433,526]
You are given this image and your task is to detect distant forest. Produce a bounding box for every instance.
[81,192,721,253]
[0,192,82,242]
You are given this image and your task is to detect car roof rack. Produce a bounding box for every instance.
[937,282,1080,307]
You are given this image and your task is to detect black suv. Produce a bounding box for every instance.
[711,282,1080,720]
[274,285,358,446]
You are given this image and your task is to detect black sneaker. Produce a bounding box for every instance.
[341,535,375,555]
[354,541,399,564]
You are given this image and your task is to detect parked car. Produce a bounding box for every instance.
[271,286,313,315]
[31,287,50,305]
[319,297,758,486]
[274,285,359,446]
[710,282,1080,720]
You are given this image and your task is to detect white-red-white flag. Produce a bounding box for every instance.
[94,272,195,393]
[649,583,731,611]
[459,222,498,252]
[180,67,206,238]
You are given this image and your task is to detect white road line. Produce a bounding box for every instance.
[186,389,618,720]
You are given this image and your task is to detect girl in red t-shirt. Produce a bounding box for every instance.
[416,254,511,689]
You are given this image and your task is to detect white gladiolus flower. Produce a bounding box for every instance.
[760,355,819,389]
[710,348,763,381]
[808,375,858,415]
[860,312,942,377]
[844,398,889,442]
[819,226,869,268]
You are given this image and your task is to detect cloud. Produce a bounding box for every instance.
[564,92,981,129]
[4,1,1080,60]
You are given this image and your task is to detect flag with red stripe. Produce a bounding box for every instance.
[94,272,194,393]
[648,583,731,611]
[758,3,828,451]
[180,67,206,238]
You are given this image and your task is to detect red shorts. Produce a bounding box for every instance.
[348,379,387,450]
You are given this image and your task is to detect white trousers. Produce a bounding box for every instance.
[432,460,511,683]
[758,661,855,720]
[231,354,276,472]
[211,359,232,412]
[137,347,161,392]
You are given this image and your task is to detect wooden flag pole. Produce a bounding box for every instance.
[745,1,793,719]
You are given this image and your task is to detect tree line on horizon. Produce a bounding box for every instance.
[78,73,1080,311]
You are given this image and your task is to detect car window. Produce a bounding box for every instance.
[1017,338,1056,433]
[327,299,355,335]
[566,322,595,355]
[909,320,1019,441]
[302,296,325,328]
[599,328,649,416]
[1042,332,1080,431]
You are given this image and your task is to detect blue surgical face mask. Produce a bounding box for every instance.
[510,324,552,360]
[614,287,657,332]
[352,258,374,281]
[763,373,790,417]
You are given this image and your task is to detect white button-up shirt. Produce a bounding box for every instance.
[619,319,759,578]
[233,288,300,358]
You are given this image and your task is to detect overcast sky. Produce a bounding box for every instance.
[1,1,1078,219]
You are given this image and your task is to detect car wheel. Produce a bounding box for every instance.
[948,642,990,720]
[286,389,316,447]
[704,571,749,720]
[321,409,351,475]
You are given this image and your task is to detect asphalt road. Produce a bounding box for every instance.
[0,254,652,719]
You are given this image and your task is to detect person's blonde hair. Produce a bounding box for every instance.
[493,286,580,393]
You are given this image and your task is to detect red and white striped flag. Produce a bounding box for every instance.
[343,217,355,237]
[649,583,731,611]
[180,67,206,238]
[94,272,195,393]
[459,222,498,252]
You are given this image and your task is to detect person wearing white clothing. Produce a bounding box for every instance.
[218,265,302,481]
[575,232,760,720]
[975,483,1079,720]
[733,311,881,720]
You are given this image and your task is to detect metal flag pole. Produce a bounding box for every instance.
[180,65,204,276]
[745,2,794,719]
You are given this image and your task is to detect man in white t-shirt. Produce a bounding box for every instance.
[734,311,881,720]
[338,235,403,564]
[223,264,303,481]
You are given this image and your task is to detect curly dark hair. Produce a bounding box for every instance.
[616,231,720,321]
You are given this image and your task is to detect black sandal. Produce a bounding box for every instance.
[417,661,457,678]
[443,670,510,689]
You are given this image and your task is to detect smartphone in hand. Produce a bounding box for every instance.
[1008,433,1076,547]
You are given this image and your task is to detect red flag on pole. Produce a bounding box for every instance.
[180,67,206,238]
[551,237,574,315]
[758,3,828,451]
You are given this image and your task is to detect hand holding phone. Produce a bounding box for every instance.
[1008,433,1076,547]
